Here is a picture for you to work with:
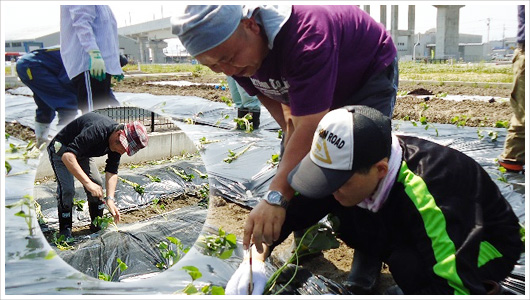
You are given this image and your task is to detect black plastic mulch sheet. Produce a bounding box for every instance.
[59,206,207,281]
[35,158,209,231]
[4,89,526,295]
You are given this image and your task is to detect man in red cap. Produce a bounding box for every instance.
[47,112,148,242]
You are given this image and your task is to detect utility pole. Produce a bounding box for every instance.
[502,24,505,50]
[486,18,490,43]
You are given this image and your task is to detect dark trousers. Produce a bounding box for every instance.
[344,56,399,117]
[47,141,105,231]
[72,71,119,113]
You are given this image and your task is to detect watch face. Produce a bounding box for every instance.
[268,191,281,204]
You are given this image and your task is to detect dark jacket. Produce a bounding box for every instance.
[50,112,121,174]
[278,135,522,294]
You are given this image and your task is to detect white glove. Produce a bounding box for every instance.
[225,259,267,295]
[88,50,106,81]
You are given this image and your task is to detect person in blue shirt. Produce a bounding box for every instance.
[226,76,261,129]
[16,47,78,147]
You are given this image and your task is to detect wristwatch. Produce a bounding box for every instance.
[263,190,289,209]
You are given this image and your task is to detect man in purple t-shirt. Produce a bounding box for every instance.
[173,5,398,293]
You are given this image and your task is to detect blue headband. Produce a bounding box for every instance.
[171,5,243,57]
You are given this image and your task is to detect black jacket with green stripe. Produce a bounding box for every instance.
[278,135,523,294]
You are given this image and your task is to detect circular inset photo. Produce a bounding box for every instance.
[33,107,209,281]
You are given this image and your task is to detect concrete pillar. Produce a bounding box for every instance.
[363,5,370,14]
[147,40,169,64]
[380,5,387,27]
[434,5,464,60]
[407,6,416,55]
[137,37,145,63]
[391,5,399,45]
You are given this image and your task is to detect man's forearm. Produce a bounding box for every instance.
[257,94,286,130]
[61,152,92,186]
[105,172,118,197]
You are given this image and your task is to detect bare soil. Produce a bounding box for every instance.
[6,75,515,295]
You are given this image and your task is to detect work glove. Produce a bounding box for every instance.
[88,50,106,81]
[225,259,267,295]
[112,74,125,82]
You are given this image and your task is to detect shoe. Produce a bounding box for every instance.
[498,160,524,173]
[483,280,502,295]
[59,228,74,243]
[385,285,404,295]
[342,250,382,294]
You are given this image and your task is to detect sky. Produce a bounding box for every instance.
[1,1,524,49]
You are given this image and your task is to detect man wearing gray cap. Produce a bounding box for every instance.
[225,105,522,295]
[172,5,398,293]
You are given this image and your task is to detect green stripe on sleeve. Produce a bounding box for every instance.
[398,161,470,295]
[478,241,503,268]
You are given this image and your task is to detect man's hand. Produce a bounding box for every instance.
[85,181,104,198]
[88,50,106,81]
[225,259,267,295]
[105,198,121,224]
[243,200,286,253]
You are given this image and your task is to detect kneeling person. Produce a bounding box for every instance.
[47,112,148,241]
[227,105,522,295]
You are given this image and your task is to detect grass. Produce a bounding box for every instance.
[8,61,511,83]
[399,61,512,83]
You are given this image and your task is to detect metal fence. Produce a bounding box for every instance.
[95,107,179,133]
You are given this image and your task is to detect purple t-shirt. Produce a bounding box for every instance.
[235,5,396,116]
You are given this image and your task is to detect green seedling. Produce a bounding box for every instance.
[220,96,233,107]
[495,120,509,128]
[410,103,439,136]
[169,166,195,181]
[477,129,498,142]
[179,266,225,295]
[197,183,210,208]
[156,236,190,270]
[52,231,74,250]
[98,258,128,281]
[496,162,508,183]
[233,114,254,132]
[6,140,40,160]
[5,161,12,175]
[277,129,283,139]
[197,227,237,259]
[73,198,86,212]
[5,132,10,139]
[223,143,254,163]
[199,137,220,144]
[450,115,469,128]
[264,217,340,295]
[214,113,230,127]
[5,195,36,236]
[145,173,161,182]
[151,198,168,220]
[190,167,208,179]
[267,153,280,167]
[435,92,448,98]
[184,118,195,125]
[397,90,409,96]
[129,164,141,170]
[93,215,118,231]
[119,176,145,195]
